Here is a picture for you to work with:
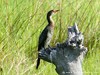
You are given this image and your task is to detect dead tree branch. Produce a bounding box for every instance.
[39,23,87,75]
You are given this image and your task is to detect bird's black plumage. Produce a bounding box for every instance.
[36,10,59,69]
[36,26,48,69]
[38,26,48,51]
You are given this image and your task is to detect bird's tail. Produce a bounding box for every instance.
[36,57,40,69]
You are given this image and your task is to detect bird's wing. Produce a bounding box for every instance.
[38,26,48,51]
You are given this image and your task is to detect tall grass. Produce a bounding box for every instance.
[0,0,100,75]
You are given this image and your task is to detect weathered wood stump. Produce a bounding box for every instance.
[38,23,87,75]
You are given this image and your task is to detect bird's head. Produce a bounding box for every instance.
[47,10,59,16]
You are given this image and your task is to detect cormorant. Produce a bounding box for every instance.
[36,10,59,69]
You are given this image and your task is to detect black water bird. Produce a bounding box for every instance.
[36,10,59,69]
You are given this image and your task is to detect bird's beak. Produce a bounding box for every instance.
[53,10,59,13]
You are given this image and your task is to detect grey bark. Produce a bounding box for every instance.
[38,23,87,75]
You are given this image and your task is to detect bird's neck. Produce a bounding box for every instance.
[47,15,54,27]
